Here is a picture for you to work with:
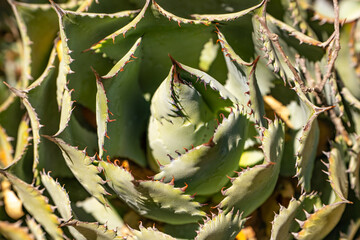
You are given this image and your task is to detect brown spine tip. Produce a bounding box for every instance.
[203,137,215,147]
[180,183,188,192]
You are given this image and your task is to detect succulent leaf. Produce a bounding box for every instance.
[220,118,284,216]
[0,221,34,240]
[92,0,215,94]
[95,74,108,160]
[44,136,107,204]
[25,216,45,240]
[132,224,176,240]
[294,139,350,239]
[148,59,238,167]
[100,38,148,166]
[293,82,332,192]
[13,116,30,164]
[0,125,14,168]
[53,3,138,111]
[100,161,206,224]
[191,0,266,21]
[349,138,360,199]
[40,171,72,221]
[1,171,63,239]
[216,29,266,127]
[155,107,249,195]
[76,197,124,231]
[53,87,74,137]
[195,210,245,240]
[60,220,123,240]
[270,194,317,240]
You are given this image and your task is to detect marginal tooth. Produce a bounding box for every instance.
[295,218,305,227]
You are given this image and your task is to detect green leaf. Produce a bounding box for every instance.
[100,38,148,166]
[25,216,45,240]
[76,197,124,231]
[195,210,245,240]
[60,220,123,240]
[92,0,214,95]
[132,224,176,240]
[220,118,284,216]
[0,221,34,240]
[44,136,107,205]
[155,107,249,195]
[2,171,63,240]
[100,161,206,224]
[53,2,138,111]
[54,87,74,137]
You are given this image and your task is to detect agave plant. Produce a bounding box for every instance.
[0,0,359,239]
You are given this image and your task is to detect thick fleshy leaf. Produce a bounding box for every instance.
[44,136,107,204]
[195,210,245,240]
[220,118,284,216]
[2,171,63,240]
[8,0,72,86]
[270,194,317,240]
[100,38,148,166]
[60,220,123,240]
[53,87,74,137]
[100,161,206,224]
[0,125,14,168]
[25,216,45,240]
[76,197,124,231]
[40,171,72,221]
[293,82,333,192]
[155,107,249,195]
[95,75,108,160]
[337,22,360,100]
[294,139,349,239]
[4,83,41,172]
[148,60,238,168]
[349,138,360,199]
[0,221,33,240]
[216,29,266,127]
[91,0,214,95]
[13,116,30,164]
[132,224,176,240]
[52,2,138,111]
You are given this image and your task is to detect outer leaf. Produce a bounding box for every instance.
[220,118,284,216]
[4,83,41,172]
[270,194,317,240]
[8,0,65,85]
[100,161,206,224]
[100,38,148,166]
[191,0,265,21]
[0,221,34,240]
[337,23,360,100]
[294,140,349,239]
[13,116,30,164]
[132,225,176,240]
[92,0,214,95]
[195,210,245,240]
[40,171,72,220]
[44,136,107,204]
[216,29,266,127]
[0,125,14,168]
[53,87,74,137]
[95,75,108,160]
[60,220,123,240]
[76,197,124,231]
[2,171,63,240]
[53,2,138,111]
[349,138,360,199]
[294,201,347,240]
[293,82,332,192]
[25,216,45,240]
